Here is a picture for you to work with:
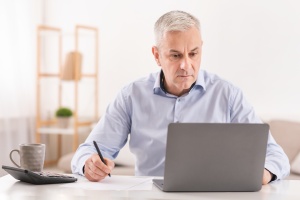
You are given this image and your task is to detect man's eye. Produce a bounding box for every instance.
[170,54,182,60]
[189,52,197,57]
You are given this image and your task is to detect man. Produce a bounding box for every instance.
[71,10,290,184]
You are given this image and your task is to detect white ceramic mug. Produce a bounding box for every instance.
[9,143,46,172]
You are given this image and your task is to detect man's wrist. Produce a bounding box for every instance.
[270,173,277,182]
[266,169,277,182]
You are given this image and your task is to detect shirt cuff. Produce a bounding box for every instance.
[72,154,91,176]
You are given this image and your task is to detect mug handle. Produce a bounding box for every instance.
[9,149,21,168]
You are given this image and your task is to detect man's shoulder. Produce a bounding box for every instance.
[133,71,158,84]
[121,71,159,92]
[201,70,240,92]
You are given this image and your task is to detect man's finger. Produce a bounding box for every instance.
[84,156,106,182]
[91,154,112,174]
[104,157,115,170]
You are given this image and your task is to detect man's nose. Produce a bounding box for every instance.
[180,55,191,70]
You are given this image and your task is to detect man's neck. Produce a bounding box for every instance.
[160,71,195,97]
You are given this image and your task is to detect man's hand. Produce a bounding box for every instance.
[262,169,272,185]
[84,153,115,182]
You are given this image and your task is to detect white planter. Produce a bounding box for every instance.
[57,117,70,128]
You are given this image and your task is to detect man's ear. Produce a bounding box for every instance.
[152,46,161,66]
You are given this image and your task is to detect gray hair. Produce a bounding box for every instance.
[154,10,201,47]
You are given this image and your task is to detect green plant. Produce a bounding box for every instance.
[55,107,73,117]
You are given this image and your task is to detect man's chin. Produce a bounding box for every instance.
[179,82,194,91]
[180,78,194,87]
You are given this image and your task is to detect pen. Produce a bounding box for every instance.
[93,140,111,177]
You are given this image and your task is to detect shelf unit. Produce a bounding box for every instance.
[36,25,99,165]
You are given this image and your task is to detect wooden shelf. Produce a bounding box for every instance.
[38,126,92,135]
[36,25,99,163]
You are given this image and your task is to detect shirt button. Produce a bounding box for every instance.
[177,98,180,102]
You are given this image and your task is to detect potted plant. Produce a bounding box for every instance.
[55,107,73,128]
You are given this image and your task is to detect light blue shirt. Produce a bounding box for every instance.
[71,70,290,180]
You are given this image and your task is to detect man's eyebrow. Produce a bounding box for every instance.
[169,49,181,53]
[190,47,199,52]
[169,47,199,53]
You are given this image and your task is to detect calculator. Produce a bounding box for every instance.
[2,165,77,184]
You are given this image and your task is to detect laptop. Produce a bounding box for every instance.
[153,123,269,192]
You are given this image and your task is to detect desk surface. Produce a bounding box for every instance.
[1,174,300,200]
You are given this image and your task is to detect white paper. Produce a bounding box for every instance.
[62,176,153,191]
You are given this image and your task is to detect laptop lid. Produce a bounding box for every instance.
[153,123,269,192]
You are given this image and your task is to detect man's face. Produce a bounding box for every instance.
[152,27,203,96]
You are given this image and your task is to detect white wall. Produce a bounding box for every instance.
[44,0,300,121]
[0,0,43,177]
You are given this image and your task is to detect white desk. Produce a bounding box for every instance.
[1,174,300,200]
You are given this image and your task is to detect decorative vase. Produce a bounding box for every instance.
[57,117,70,128]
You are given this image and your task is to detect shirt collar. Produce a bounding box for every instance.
[194,70,206,91]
